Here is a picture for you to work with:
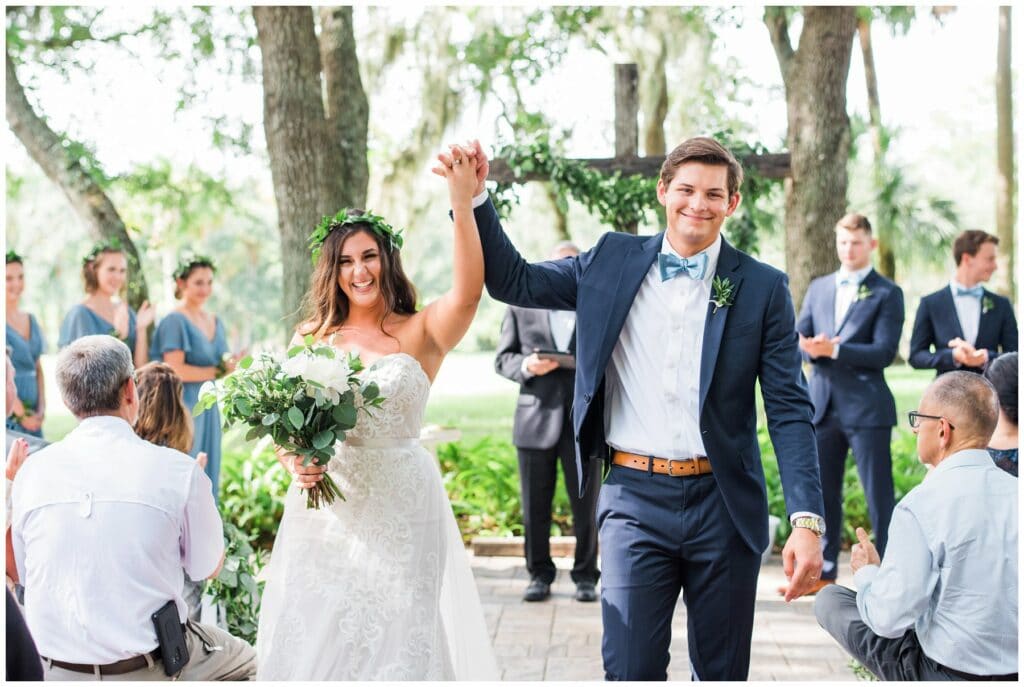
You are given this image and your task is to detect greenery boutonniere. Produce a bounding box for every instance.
[855,284,872,302]
[982,296,994,315]
[710,276,735,314]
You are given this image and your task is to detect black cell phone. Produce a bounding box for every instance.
[151,600,190,676]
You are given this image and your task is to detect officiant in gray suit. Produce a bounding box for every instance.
[495,241,601,603]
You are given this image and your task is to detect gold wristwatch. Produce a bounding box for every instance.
[791,515,825,536]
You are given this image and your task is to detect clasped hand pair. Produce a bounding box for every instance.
[948,337,988,367]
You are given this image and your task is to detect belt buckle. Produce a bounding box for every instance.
[666,458,695,477]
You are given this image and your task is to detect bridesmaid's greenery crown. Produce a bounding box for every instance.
[82,237,124,265]
[173,253,217,281]
[309,209,404,265]
[6,249,22,264]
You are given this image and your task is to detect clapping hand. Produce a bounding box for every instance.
[136,300,155,329]
[6,438,30,481]
[799,333,840,359]
[850,527,880,573]
[949,338,988,367]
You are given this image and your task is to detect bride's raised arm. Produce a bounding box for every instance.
[420,143,486,354]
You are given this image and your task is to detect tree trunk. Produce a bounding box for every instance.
[543,184,571,243]
[254,6,347,338]
[766,6,857,312]
[641,37,668,157]
[5,48,149,308]
[857,16,896,281]
[319,6,369,210]
[996,6,1014,298]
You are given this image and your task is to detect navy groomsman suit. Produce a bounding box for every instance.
[909,284,1018,375]
[797,268,903,580]
[470,194,824,681]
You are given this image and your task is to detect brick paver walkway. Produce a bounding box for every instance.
[472,552,857,681]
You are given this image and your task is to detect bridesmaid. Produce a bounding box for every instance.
[58,239,155,367]
[151,254,237,501]
[5,250,45,437]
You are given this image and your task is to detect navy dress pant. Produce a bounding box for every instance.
[597,464,761,681]
[815,411,895,580]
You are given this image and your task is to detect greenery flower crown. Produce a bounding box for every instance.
[173,253,217,281]
[309,209,404,266]
[6,249,23,264]
[82,237,124,266]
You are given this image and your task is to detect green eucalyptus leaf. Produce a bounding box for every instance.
[287,406,304,430]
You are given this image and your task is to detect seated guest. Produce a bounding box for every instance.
[814,371,1017,680]
[135,361,209,621]
[984,352,1018,476]
[7,588,42,681]
[909,229,1017,375]
[9,335,256,680]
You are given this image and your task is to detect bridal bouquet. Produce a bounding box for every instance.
[195,336,384,508]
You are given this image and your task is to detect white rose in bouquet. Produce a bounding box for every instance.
[282,351,353,404]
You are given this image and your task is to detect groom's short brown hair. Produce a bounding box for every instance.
[660,137,744,197]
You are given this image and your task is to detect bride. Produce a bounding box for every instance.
[256,143,498,680]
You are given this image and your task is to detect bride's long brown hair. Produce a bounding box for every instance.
[299,217,418,339]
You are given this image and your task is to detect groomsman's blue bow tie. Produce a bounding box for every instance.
[838,276,857,287]
[956,285,984,298]
[659,251,708,281]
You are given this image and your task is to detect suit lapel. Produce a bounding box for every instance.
[976,289,997,346]
[940,287,966,340]
[699,239,744,415]
[836,269,875,337]
[535,309,556,350]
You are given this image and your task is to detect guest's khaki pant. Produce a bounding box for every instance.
[42,620,256,681]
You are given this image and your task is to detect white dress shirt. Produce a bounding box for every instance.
[11,416,224,664]
[853,449,1017,676]
[950,280,983,346]
[834,265,873,328]
[603,234,720,459]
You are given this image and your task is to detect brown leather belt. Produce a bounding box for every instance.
[613,451,713,477]
[44,648,162,676]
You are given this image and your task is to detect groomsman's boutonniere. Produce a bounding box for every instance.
[710,276,735,314]
[855,284,872,302]
[982,296,994,315]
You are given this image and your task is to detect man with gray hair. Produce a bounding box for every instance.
[814,371,1018,680]
[9,335,256,680]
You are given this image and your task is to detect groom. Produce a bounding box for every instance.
[441,137,824,680]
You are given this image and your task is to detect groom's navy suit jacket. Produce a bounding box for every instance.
[909,286,1018,375]
[796,269,904,428]
[473,199,823,554]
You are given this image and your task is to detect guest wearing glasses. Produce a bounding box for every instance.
[814,371,1017,680]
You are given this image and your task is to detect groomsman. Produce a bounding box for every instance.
[494,242,601,603]
[910,230,1018,375]
[796,214,902,591]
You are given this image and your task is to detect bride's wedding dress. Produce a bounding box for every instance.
[256,353,498,680]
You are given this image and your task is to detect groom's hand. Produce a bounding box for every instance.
[781,527,824,602]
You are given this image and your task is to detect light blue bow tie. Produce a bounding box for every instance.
[659,251,708,282]
[838,276,857,287]
[956,286,984,298]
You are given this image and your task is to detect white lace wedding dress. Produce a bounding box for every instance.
[256,353,498,680]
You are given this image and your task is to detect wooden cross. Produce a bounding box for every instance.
[488,63,791,234]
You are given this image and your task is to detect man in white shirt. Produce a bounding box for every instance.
[10,335,256,680]
[445,137,825,680]
[815,371,1018,680]
[910,230,1018,375]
